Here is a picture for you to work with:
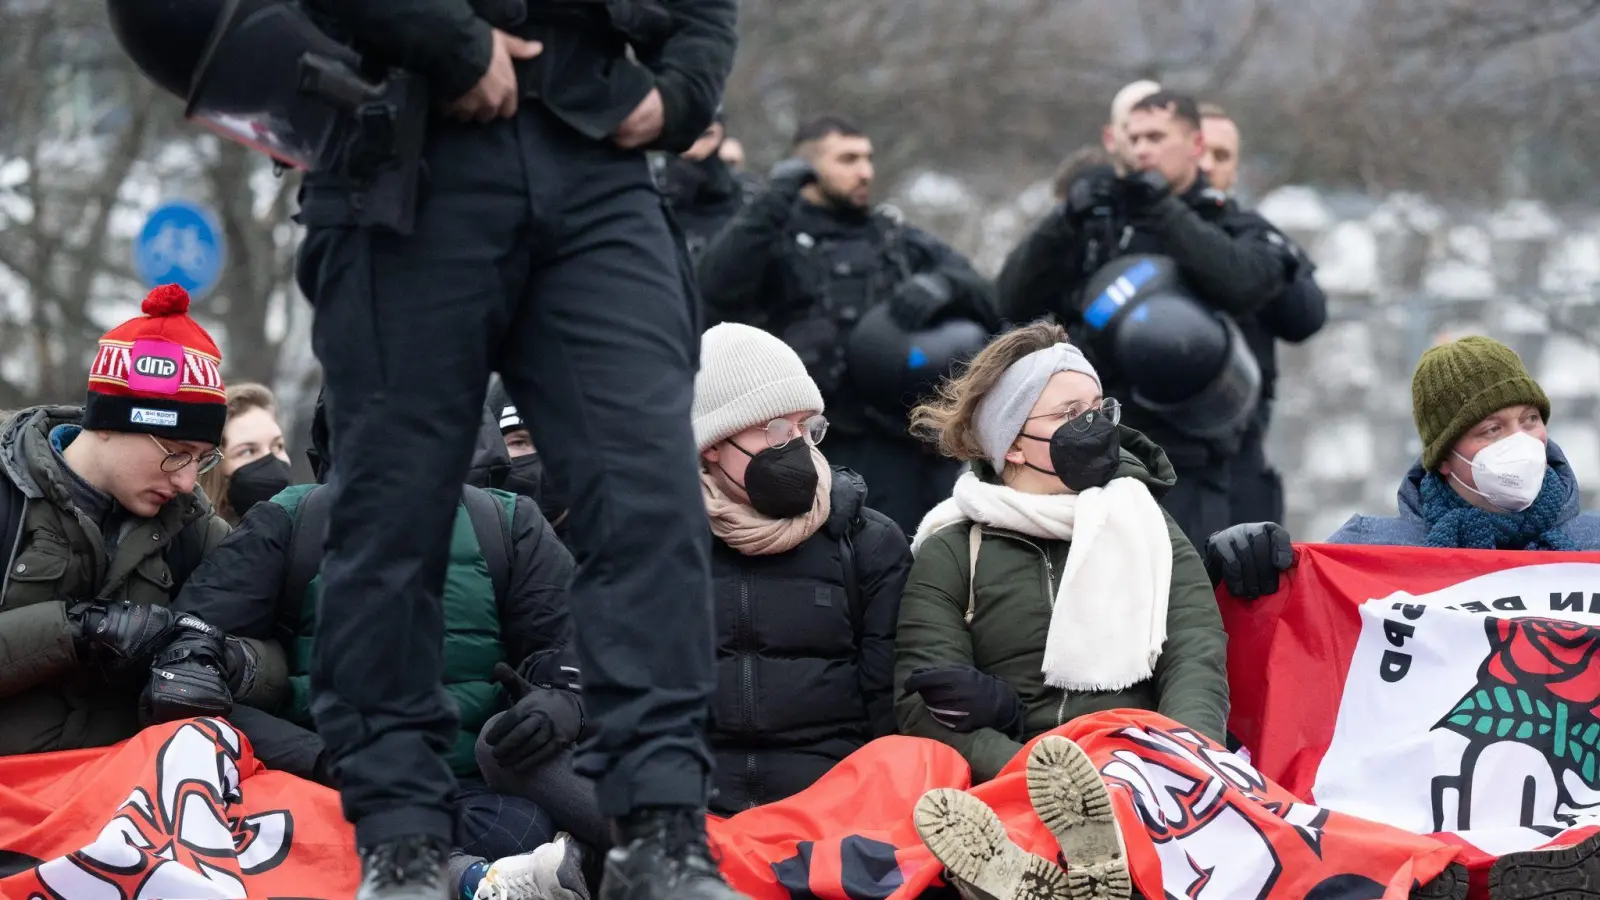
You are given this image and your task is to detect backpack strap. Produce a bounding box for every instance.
[966,524,982,626]
[463,486,512,602]
[279,485,334,642]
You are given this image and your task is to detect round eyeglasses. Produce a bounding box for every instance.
[1026,398,1122,434]
[149,434,223,475]
[759,415,829,450]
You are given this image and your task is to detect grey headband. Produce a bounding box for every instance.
[974,343,1102,471]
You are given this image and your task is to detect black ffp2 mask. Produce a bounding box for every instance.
[724,439,818,519]
[226,454,293,516]
[502,454,544,503]
[1020,411,1121,493]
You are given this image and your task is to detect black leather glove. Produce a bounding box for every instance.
[888,272,954,330]
[1204,522,1295,600]
[766,157,818,197]
[485,662,585,774]
[1119,169,1172,210]
[904,665,1024,738]
[142,614,233,724]
[69,601,177,670]
[1064,166,1121,221]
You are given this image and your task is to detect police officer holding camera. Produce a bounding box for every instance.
[998,91,1314,548]
[697,115,1000,534]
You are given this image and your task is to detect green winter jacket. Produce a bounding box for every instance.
[0,406,231,756]
[894,428,1229,782]
[273,483,511,775]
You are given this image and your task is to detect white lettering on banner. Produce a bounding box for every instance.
[1312,562,1600,849]
[1100,726,1283,900]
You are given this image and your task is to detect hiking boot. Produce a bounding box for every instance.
[1026,736,1131,900]
[354,834,450,900]
[1490,833,1600,900]
[599,807,747,900]
[476,833,591,900]
[1411,861,1468,900]
[913,787,1072,900]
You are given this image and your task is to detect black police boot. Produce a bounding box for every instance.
[354,834,450,900]
[1490,833,1600,900]
[599,807,748,900]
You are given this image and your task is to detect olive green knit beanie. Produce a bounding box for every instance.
[1412,336,1550,471]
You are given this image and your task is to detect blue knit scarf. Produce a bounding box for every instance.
[1420,468,1576,551]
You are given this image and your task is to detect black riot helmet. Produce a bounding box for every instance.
[1078,254,1261,440]
[847,304,990,422]
[106,0,418,174]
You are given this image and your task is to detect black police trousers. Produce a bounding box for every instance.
[1160,461,1233,552]
[1228,424,1286,527]
[827,431,959,536]
[297,105,715,848]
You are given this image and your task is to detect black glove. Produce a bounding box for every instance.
[888,272,954,330]
[142,614,233,724]
[1204,522,1295,600]
[1119,169,1172,210]
[904,665,1024,738]
[485,662,585,774]
[766,157,818,196]
[69,601,177,670]
[1064,166,1120,221]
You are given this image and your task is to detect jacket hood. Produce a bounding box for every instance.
[824,466,869,537]
[970,425,1177,497]
[0,404,213,520]
[1396,439,1582,526]
[466,405,512,490]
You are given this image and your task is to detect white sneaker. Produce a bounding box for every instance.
[474,833,589,900]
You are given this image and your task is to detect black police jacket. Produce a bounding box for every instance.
[707,468,909,815]
[305,0,736,153]
[997,175,1317,466]
[697,188,999,435]
[656,154,759,259]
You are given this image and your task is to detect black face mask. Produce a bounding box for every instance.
[1019,410,1121,493]
[723,439,817,519]
[502,454,544,503]
[226,454,293,515]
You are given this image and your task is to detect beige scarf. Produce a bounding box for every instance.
[701,447,833,556]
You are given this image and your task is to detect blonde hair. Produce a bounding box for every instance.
[198,382,279,521]
[910,321,1073,462]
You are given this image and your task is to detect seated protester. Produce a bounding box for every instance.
[195,382,294,526]
[0,285,232,757]
[895,321,1228,782]
[467,323,910,896]
[485,376,571,543]
[1208,335,1600,600]
[158,391,576,890]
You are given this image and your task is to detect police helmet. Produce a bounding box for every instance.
[107,0,380,170]
[1079,255,1262,440]
[847,304,990,418]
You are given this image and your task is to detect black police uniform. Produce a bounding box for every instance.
[292,0,736,849]
[997,169,1297,549]
[698,188,1000,535]
[654,153,759,260]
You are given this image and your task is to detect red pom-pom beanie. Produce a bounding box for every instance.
[83,283,228,444]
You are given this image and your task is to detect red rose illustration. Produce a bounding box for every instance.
[1486,618,1600,716]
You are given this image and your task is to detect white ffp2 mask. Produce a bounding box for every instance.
[1452,431,1548,512]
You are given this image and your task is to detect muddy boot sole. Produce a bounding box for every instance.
[1491,833,1600,900]
[1412,862,1468,900]
[914,788,1072,900]
[1026,736,1130,900]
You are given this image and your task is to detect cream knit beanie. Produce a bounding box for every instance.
[694,324,825,452]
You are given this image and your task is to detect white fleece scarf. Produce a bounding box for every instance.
[911,471,1172,692]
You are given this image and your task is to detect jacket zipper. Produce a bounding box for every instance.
[738,572,757,802]
[979,528,1067,726]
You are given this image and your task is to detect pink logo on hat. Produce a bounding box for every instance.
[127,339,184,395]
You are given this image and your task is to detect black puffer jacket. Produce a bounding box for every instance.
[708,467,910,815]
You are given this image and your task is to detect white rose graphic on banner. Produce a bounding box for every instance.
[1311,562,1600,854]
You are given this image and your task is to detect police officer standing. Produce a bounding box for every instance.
[697,115,1000,534]
[1199,103,1328,527]
[998,92,1301,548]
[101,0,743,896]
[654,107,760,260]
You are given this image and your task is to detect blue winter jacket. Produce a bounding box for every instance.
[1326,441,1600,549]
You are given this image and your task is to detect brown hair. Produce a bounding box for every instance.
[198,382,279,522]
[910,321,1072,461]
